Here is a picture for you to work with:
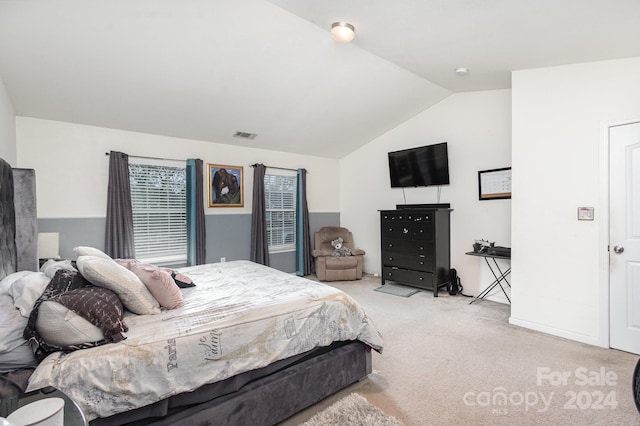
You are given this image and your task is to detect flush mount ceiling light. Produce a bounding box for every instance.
[331,22,355,43]
[455,67,469,75]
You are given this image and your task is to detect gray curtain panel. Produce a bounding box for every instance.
[250,163,269,266]
[105,151,135,259]
[296,169,314,276]
[194,159,206,264]
[187,158,207,265]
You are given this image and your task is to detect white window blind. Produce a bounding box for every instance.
[129,159,187,266]
[264,171,297,253]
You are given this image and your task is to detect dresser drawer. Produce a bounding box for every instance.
[382,222,411,239]
[382,252,433,271]
[407,222,434,241]
[381,212,406,222]
[383,222,433,240]
[382,238,433,254]
[383,267,434,288]
[405,212,433,223]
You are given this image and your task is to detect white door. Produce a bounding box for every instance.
[610,120,640,354]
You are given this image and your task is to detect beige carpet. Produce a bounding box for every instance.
[301,393,403,426]
[280,274,640,426]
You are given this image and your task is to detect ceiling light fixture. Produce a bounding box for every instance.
[331,22,355,43]
[455,67,469,75]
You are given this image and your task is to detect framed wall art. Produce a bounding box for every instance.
[208,164,244,207]
[478,167,511,200]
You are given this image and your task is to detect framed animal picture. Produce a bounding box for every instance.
[208,164,244,207]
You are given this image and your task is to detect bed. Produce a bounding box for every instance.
[0,157,383,425]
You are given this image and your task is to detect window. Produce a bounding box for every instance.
[129,159,187,266]
[264,171,297,253]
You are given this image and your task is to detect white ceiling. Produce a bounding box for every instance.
[0,0,639,158]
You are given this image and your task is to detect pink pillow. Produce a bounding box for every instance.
[130,263,184,310]
[114,259,140,270]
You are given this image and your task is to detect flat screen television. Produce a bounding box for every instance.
[388,142,450,188]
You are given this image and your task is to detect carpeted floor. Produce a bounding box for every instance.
[279,274,640,426]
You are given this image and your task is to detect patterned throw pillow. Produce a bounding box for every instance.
[76,256,160,315]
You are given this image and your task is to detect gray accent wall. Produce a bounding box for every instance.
[38,212,340,274]
[39,217,105,259]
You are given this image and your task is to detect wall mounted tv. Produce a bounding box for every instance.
[388,142,450,188]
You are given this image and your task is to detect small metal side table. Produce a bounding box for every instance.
[465,251,511,304]
[3,386,88,426]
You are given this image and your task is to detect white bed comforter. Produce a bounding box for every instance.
[27,261,383,421]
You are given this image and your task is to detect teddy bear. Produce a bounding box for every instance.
[331,237,352,257]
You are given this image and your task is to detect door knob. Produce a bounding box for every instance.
[613,245,624,254]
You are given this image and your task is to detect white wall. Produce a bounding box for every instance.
[16,117,340,218]
[0,75,16,165]
[511,57,640,345]
[340,90,512,301]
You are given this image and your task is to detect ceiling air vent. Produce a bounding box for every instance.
[233,131,257,140]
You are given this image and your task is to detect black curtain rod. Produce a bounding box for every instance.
[105,152,185,163]
[250,163,307,173]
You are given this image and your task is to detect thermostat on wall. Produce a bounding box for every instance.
[578,207,594,221]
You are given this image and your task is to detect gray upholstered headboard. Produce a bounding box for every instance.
[0,157,17,280]
[12,168,38,272]
[0,158,38,280]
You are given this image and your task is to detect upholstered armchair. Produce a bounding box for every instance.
[312,226,365,281]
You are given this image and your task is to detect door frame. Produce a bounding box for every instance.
[598,117,640,349]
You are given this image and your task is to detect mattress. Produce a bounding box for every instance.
[26,260,383,421]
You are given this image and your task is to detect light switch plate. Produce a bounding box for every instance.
[578,207,594,221]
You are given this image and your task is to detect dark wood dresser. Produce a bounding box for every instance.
[380,207,452,296]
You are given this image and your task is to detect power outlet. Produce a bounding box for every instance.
[220,257,226,262]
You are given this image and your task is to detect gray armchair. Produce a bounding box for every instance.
[312,226,365,281]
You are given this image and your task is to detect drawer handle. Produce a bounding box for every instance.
[419,277,423,280]
[419,261,424,265]
[403,228,408,234]
[388,257,393,261]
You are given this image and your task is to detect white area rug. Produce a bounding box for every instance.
[301,393,404,426]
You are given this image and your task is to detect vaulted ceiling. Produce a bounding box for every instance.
[0,0,639,158]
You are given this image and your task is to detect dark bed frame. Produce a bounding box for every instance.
[0,157,372,425]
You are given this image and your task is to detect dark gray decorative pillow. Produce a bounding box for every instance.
[24,269,128,359]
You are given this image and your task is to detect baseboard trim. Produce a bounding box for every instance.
[508,317,602,347]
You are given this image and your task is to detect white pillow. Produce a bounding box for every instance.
[40,258,77,279]
[73,246,112,260]
[0,271,33,295]
[36,301,104,346]
[0,294,28,353]
[76,256,160,315]
[10,272,51,317]
[0,343,38,373]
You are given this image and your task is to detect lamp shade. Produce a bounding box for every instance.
[38,232,60,259]
[331,22,355,43]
